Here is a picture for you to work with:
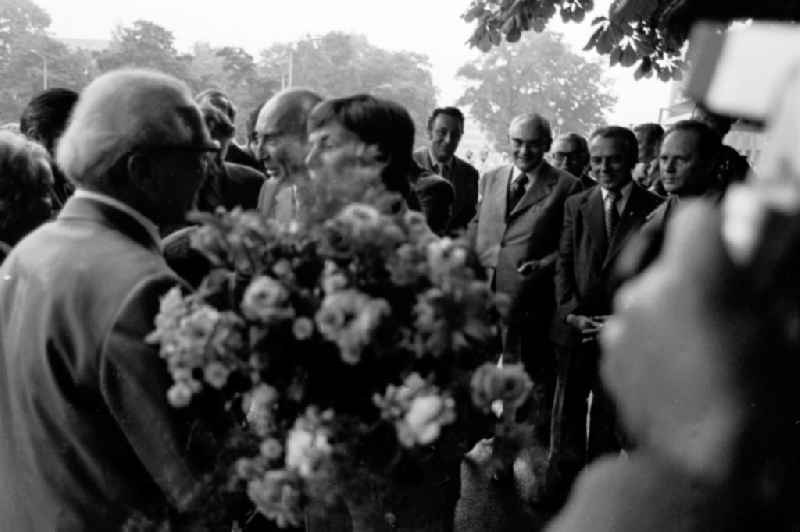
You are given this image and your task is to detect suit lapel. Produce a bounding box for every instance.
[491,166,513,221]
[602,185,646,270]
[508,163,557,219]
[581,187,607,252]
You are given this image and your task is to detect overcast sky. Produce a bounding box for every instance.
[35,0,672,126]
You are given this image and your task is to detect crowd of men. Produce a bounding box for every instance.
[0,67,753,530]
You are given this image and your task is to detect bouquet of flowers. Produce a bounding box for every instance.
[147,176,535,529]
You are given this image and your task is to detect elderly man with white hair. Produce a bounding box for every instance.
[0,69,221,531]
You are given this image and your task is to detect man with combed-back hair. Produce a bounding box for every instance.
[413,107,479,233]
[551,126,662,497]
[19,88,79,208]
[0,69,223,531]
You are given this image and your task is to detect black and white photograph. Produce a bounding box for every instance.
[0,0,795,530]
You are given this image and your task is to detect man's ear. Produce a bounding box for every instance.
[127,153,153,193]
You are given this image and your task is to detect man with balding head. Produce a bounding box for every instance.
[254,87,323,222]
[468,113,580,426]
[0,69,222,531]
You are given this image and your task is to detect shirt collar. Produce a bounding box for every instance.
[511,160,545,184]
[601,181,634,211]
[428,148,453,173]
[73,189,161,246]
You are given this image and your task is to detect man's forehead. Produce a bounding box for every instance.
[554,138,578,152]
[433,114,461,130]
[509,120,548,140]
[255,105,283,136]
[660,131,703,157]
[589,136,626,154]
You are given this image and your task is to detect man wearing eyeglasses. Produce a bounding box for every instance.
[552,133,595,190]
[0,69,223,531]
[467,113,580,433]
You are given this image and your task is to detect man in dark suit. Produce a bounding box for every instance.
[0,69,222,531]
[196,102,264,214]
[467,113,580,431]
[413,107,479,233]
[551,126,662,494]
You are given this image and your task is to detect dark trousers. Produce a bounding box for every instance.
[549,342,621,491]
[502,319,556,442]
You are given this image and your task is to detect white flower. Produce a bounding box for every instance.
[203,361,230,389]
[337,203,382,236]
[260,438,284,460]
[166,381,194,408]
[285,425,331,478]
[241,276,295,323]
[292,317,314,340]
[397,394,455,447]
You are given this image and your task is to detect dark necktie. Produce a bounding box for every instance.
[508,174,528,214]
[605,189,620,238]
[437,163,450,180]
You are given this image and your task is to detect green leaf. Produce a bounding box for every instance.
[609,46,623,66]
[596,28,614,54]
[501,15,516,35]
[584,25,603,51]
[620,45,638,67]
[634,56,652,80]
[507,27,522,43]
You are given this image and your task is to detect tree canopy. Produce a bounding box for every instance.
[2,0,438,146]
[0,0,95,123]
[463,0,800,81]
[457,30,616,151]
[259,32,437,141]
[96,20,193,81]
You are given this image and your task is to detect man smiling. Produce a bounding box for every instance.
[551,126,662,492]
[255,88,322,223]
[468,113,580,435]
[414,107,479,233]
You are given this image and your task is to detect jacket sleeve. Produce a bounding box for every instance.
[556,198,581,323]
[465,169,491,248]
[98,274,214,512]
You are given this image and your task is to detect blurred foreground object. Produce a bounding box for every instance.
[686,22,800,122]
[547,30,800,532]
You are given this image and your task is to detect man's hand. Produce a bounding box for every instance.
[566,314,605,342]
[517,260,541,277]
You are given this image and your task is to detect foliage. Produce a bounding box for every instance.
[0,0,95,123]
[187,43,280,142]
[457,30,616,151]
[96,20,193,81]
[461,0,800,81]
[259,32,437,143]
[146,174,535,527]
